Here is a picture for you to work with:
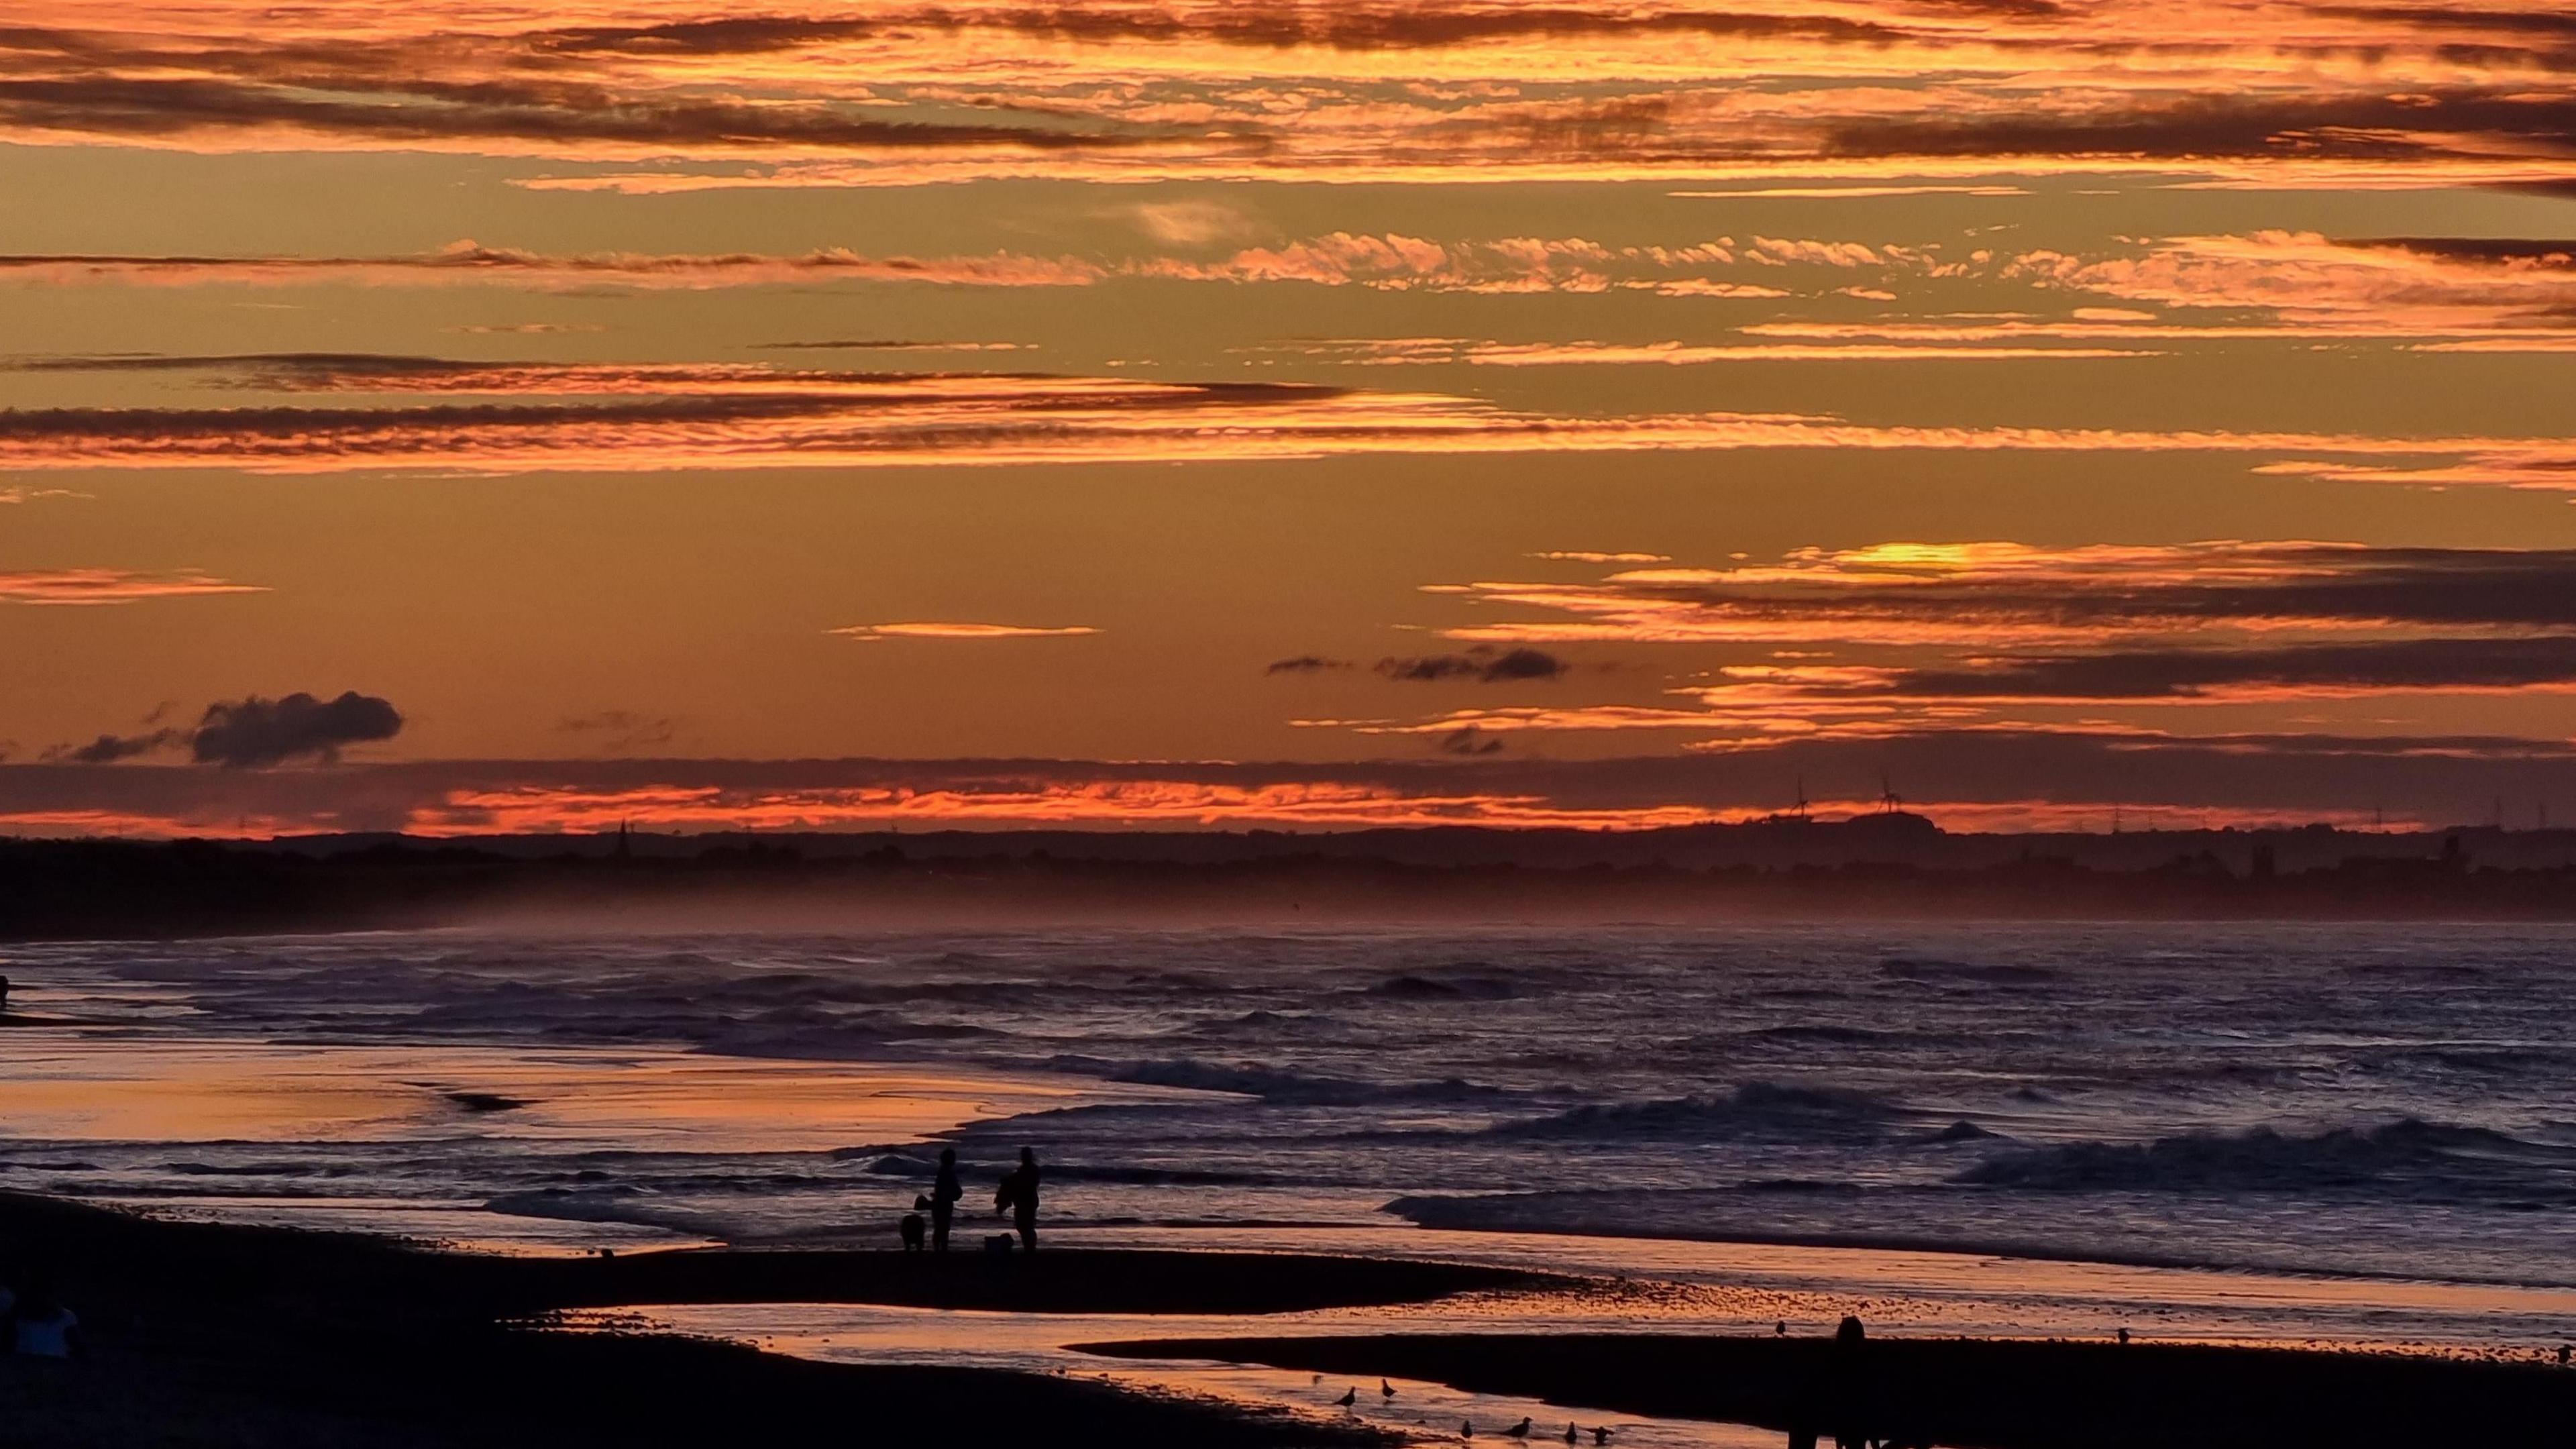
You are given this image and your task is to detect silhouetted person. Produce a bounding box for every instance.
[1001,1146,1042,1251]
[931,1148,963,1252]
[10,1275,82,1360]
[1831,1316,1870,1449]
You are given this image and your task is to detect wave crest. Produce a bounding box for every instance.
[1955,1118,2574,1198]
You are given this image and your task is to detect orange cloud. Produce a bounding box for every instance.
[0,568,263,604]
[2008,232,2576,341]
[1301,542,2576,747]
[1437,541,2576,648]
[7,3,2569,190]
[0,241,1104,290]
[829,623,1102,641]
[1358,339,2159,365]
[1,363,2569,484]
[4,735,2565,839]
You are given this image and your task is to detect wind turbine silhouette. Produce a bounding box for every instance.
[1877,771,1903,815]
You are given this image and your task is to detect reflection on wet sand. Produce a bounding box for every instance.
[563,1299,1785,1449]
[0,1027,1212,1150]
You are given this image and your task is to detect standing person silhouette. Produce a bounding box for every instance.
[930,1147,964,1252]
[1005,1146,1042,1252]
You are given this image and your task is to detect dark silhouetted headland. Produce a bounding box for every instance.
[13,818,2576,938]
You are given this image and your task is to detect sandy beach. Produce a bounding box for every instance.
[1082,1332,2576,1449]
[8,1190,2573,1447]
[0,1190,1479,1446]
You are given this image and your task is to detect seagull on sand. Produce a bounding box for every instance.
[1506,1417,1532,1438]
[1335,1387,1357,1407]
[1460,1420,1474,1440]
[1593,1430,1613,1445]
[1382,1379,1397,1400]
[1562,1423,1579,1444]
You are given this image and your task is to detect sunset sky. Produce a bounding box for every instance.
[7,1,2576,835]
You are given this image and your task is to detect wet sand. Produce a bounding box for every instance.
[13,1188,2575,1448]
[1083,1332,2576,1448]
[0,1191,1529,1447]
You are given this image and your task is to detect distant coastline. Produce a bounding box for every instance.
[13,816,2576,937]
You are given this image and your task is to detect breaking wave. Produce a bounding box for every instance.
[1482,1082,1898,1142]
[1954,1119,2576,1200]
[1049,1055,1517,1108]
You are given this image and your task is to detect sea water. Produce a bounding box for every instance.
[5,924,2573,1350]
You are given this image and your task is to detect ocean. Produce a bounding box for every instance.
[6,923,2575,1354]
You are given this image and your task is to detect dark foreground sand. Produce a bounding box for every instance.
[12,1191,2573,1449]
[0,1193,1540,1448]
[1084,1332,2576,1449]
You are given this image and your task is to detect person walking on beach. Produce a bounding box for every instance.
[930,1148,963,1252]
[996,1146,1042,1252]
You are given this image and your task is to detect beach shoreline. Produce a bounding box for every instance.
[1079,1332,2576,1449]
[9,1189,2575,1447]
[0,1190,1501,1447]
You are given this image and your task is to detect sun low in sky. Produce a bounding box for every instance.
[5,1,2576,836]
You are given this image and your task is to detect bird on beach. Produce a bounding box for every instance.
[1592,1429,1613,1445]
[1562,1422,1578,1444]
[1460,1419,1474,1440]
[1506,1416,1532,1438]
[1382,1379,1397,1400]
[1335,1387,1358,1407]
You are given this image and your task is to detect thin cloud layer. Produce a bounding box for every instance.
[1,357,2568,482]
[10,733,2576,837]
[1442,542,2576,647]
[1329,543,2576,743]
[830,623,1102,641]
[4,5,2572,186]
[0,241,1104,290]
[0,568,262,604]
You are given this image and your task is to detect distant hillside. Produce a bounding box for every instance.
[7,820,2576,938]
